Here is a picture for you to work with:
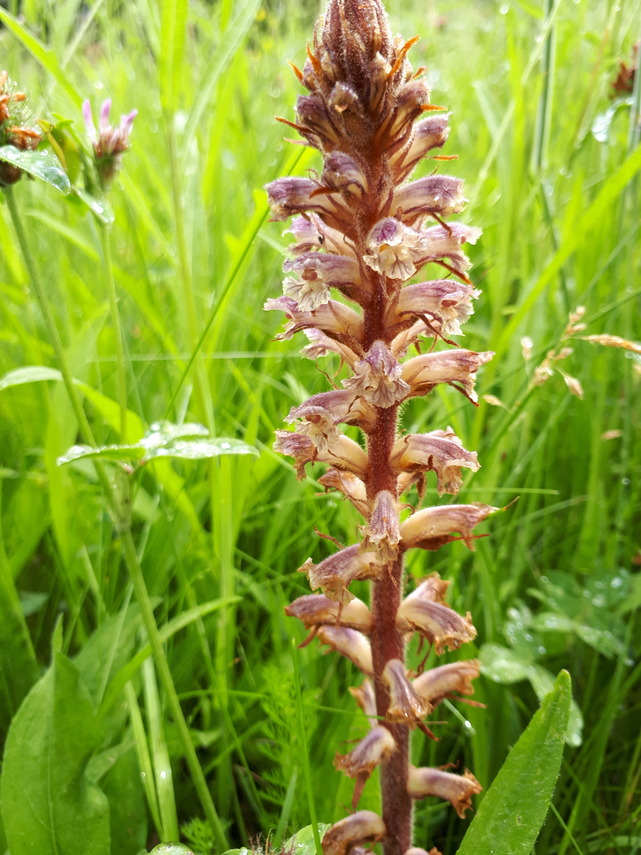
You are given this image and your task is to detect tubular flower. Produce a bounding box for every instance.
[407,767,483,818]
[268,0,492,850]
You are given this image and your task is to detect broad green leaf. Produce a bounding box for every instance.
[457,670,571,855]
[284,823,332,852]
[0,146,71,192]
[480,644,583,746]
[0,652,110,855]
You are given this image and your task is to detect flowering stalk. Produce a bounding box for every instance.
[266,2,492,852]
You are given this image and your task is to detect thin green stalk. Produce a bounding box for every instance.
[5,185,229,852]
[292,641,322,855]
[99,221,128,441]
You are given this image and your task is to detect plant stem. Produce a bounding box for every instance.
[366,398,412,854]
[99,221,128,441]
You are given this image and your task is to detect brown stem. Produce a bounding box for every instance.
[366,403,413,855]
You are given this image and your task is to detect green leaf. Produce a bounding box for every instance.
[0,9,82,107]
[57,422,258,466]
[159,0,188,112]
[149,845,196,855]
[457,670,571,855]
[480,645,583,746]
[73,186,115,225]
[0,365,63,390]
[0,652,110,855]
[284,823,332,853]
[0,146,71,192]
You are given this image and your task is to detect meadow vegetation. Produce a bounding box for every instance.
[0,0,640,853]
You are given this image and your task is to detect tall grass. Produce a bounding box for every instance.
[0,0,640,852]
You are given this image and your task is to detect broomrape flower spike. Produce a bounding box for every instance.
[266,1,493,851]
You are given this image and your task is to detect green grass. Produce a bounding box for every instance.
[0,0,640,853]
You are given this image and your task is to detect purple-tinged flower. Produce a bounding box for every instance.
[360,490,402,561]
[288,390,377,434]
[342,340,410,407]
[322,150,369,197]
[83,98,137,186]
[390,114,451,182]
[264,295,364,354]
[301,543,382,603]
[321,810,386,855]
[318,468,369,517]
[390,429,480,495]
[407,766,482,818]
[387,279,480,338]
[335,725,396,808]
[413,660,481,706]
[285,593,372,633]
[400,503,498,551]
[392,175,466,225]
[317,625,374,674]
[396,581,476,654]
[401,349,494,403]
[383,659,431,723]
[274,428,367,479]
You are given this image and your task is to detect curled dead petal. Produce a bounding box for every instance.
[318,468,369,517]
[392,175,467,225]
[285,593,372,633]
[388,279,480,338]
[282,274,331,311]
[349,679,377,727]
[396,579,476,653]
[285,214,355,258]
[288,389,377,433]
[321,810,386,855]
[407,766,482,818]
[303,543,382,603]
[360,490,401,561]
[335,725,396,808]
[342,340,410,407]
[264,295,364,350]
[401,349,494,403]
[265,175,348,221]
[301,327,359,366]
[322,150,369,196]
[400,502,498,551]
[413,659,481,706]
[383,659,431,723]
[273,428,368,479]
[390,429,480,495]
[317,625,374,674]
[390,113,451,182]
